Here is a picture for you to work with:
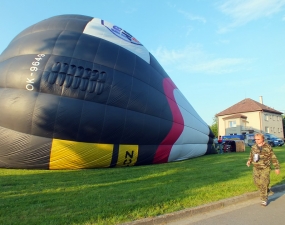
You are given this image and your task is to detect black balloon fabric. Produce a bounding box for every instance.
[0,14,214,169]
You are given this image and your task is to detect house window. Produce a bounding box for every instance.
[273,115,275,121]
[265,114,269,121]
[270,115,272,119]
[228,121,236,128]
[273,127,275,133]
[265,127,269,133]
[278,128,280,133]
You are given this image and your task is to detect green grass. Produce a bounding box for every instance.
[1,146,284,225]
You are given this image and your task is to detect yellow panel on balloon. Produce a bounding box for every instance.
[49,139,114,169]
[116,145,138,167]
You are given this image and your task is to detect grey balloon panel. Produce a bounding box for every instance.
[0,126,51,169]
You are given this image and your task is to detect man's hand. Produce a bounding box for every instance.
[275,169,280,175]
[246,161,251,167]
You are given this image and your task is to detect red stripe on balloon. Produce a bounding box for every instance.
[153,78,184,163]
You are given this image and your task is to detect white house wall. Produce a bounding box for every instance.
[218,111,284,138]
[261,112,284,138]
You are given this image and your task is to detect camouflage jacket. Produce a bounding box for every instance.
[248,143,280,169]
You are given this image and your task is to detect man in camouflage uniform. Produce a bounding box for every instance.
[246,133,280,206]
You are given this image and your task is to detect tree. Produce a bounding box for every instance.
[210,117,218,138]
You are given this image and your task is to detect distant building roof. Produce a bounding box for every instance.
[216,98,283,116]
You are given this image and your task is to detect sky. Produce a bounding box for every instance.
[1,0,285,125]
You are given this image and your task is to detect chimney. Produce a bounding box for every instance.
[259,96,263,104]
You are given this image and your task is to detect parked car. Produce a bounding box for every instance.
[264,133,284,146]
[247,133,284,147]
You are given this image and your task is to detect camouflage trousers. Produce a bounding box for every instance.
[253,167,271,201]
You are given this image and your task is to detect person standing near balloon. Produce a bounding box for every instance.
[246,133,280,206]
[218,136,223,154]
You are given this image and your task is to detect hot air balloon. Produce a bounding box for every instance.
[0,15,215,169]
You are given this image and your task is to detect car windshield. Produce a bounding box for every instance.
[265,134,278,139]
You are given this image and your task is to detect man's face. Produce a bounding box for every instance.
[254,136,263,145]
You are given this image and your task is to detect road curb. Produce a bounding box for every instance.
[121,183,285,225]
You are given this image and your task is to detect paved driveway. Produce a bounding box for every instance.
[167,190,285,225]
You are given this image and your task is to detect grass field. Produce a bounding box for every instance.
[1,146,284,225]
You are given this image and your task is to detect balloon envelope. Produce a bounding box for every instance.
[0,15,214,169]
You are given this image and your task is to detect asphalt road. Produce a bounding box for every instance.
[122,184,285,225]
[166,190,285,225]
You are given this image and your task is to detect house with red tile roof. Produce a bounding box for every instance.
[216,97,284,139]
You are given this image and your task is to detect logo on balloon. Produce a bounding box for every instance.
[102,20,142,46]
